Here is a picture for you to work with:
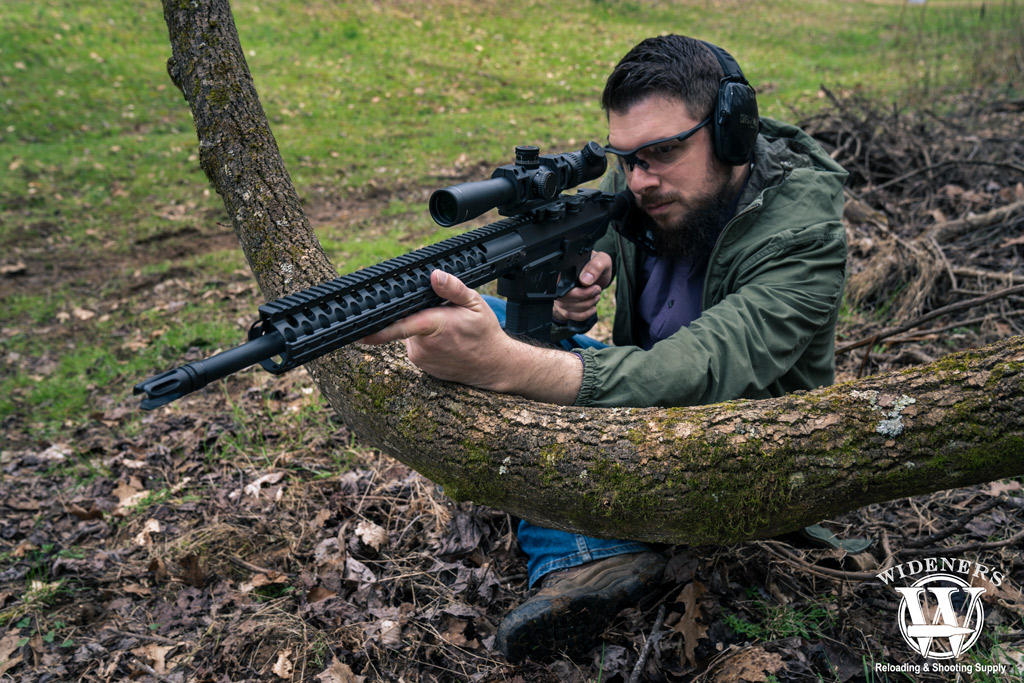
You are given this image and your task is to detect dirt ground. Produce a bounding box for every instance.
[1,90,1023,682]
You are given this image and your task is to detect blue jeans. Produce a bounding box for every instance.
[483,295,651,587]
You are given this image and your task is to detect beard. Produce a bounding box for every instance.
[642,171,739,264]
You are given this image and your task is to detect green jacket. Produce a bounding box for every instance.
[574,118,848,408]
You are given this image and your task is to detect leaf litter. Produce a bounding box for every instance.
[1,88,1023,682]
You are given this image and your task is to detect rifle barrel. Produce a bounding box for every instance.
[133,331,285,409]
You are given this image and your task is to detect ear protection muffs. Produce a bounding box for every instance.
[700,41,759,166]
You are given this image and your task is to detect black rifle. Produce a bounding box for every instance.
[134,142,632,409]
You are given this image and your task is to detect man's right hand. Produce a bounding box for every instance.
[553,250,614,324]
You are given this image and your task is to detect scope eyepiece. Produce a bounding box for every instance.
[573,140,607,186]
[429,141,607,227]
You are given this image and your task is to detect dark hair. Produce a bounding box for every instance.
[602,35,723,119]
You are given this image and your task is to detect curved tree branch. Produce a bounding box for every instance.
[162,0,1024,547]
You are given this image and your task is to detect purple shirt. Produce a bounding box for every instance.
[636,256,706,350]
[634,172,750,350]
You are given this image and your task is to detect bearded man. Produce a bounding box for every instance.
[362,34,849,662]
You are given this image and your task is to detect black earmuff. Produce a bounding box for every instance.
[700,41,759,166]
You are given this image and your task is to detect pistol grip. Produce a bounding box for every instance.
[566,314,598,336]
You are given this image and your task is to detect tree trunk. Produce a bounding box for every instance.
[162,0,1024,546]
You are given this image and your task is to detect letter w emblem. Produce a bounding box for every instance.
[894,578,986,659]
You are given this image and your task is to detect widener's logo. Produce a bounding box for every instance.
[873,557,1012,677]
[894,573,985,659]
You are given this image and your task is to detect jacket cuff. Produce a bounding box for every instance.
[573,348,599,406]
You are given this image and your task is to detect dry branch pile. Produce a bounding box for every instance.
[801,88,1024,378]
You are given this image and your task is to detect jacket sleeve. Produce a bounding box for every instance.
[574,222,846,408]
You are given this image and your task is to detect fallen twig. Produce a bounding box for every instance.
[929,198,1024,243]
[109,628,182,647]
[904,496,1005,548]
[899,526,1024,557]
[836,283,1024,354]
[757,540,892,583]
[226,555,277,575]
[953,266,1024,286]
[131,657,179,683]
[868,161,1024,194]
[628,603,667,683]
[879,311,1024,345]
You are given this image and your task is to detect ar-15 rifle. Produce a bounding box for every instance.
[134,142,632,409]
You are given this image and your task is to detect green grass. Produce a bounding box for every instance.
[0,0,1021,439]
[724,597,836,641]
[4,1,1021,242]
[1,305,247,430]
[0,544,81,626]
[968,633,1024,681]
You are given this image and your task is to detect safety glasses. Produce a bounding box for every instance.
[603,117,711,174]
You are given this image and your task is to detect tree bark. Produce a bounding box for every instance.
[162,0,1024,546]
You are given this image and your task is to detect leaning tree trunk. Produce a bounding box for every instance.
[161,0,1024,546]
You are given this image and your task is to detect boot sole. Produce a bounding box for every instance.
[496,554,664,662]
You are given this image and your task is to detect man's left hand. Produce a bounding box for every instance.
[359,270,584,404]
[359,269,514,391]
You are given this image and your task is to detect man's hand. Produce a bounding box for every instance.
[359,270,584,404]
[553,251,613,323]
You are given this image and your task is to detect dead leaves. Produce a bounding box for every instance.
[67,501,104,521]
[148,557,171,583]
[987,480,1023,497]
[133,518,162,546]
[437,509,489,557]
[377,619,403,649]
[313,535,346,572]
[315,657,365,683]
[353,519,388,554]
[0,259,27,277]
[344,557,376,586]
[0,631,24,677]
[179,554,205,589]
[306,586,337,604]
[130,642,179,677]
[673,581,709,669]
[241,471,286,499]
[3,284,1020,683]
[239,569,287,594]
[439,617,477,649]
[272,647,294,678]
[704,645,786,683]
[113,477,149,512]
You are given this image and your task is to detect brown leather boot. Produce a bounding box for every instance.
[496,551,665,662]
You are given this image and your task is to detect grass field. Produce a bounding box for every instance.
[1,0,1021,439]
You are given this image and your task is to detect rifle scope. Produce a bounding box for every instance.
[429,141,607,227]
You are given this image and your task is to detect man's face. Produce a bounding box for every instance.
[607,95,739,259]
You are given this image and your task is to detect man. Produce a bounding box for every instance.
[362,35,848,661]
